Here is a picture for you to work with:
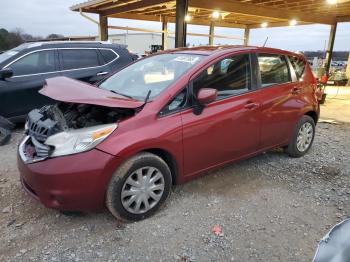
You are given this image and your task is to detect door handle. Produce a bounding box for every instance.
[244,101,259,110]
[96,71,109,76]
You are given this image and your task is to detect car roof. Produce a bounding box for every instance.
[17,41,127,50]
[164,45,304,59]
[0,41,129,68]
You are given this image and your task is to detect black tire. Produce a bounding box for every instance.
[285,115,315,158]
[106,152,172,221]
[0,115,15,130]
[0,127,11,146]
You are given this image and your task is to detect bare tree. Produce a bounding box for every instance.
[46,33,64,40]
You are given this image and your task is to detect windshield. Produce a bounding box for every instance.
[0,50,19,64]
[0,43,33,64]
[99,53,205,100]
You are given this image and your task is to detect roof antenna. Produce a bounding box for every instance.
[263,37,269,47]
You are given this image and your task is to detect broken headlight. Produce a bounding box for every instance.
[44,124,117,157]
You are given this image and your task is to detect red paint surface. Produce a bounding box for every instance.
[40,77,144,108]
[18,46,319,211]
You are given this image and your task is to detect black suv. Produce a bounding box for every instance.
[0,41,137,123]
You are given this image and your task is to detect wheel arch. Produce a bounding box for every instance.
[304,110,319,125]
[143,148,178,185]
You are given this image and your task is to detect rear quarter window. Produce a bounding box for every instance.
[289,56,306,80]
[99,49,118,64]
[159,88,188,116]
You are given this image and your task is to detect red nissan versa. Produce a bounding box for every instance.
[17,46,319,221]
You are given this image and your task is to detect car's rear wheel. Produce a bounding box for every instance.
[285,115,315,157]
[106,152,172,221]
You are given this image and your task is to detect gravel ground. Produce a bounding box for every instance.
[1,121,350,262]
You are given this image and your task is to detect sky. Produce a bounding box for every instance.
[0,0,349,52]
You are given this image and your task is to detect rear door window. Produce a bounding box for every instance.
[99,49,118,64]
[289,56,306,80]
[258,54,291,87]
[9,50,56,76]
[60,49,100,70]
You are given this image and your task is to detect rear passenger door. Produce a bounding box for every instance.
[58,48,111,84]
[256,53,301,150]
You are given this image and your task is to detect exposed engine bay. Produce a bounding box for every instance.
[27,103,133,142]
[21,103,134,161]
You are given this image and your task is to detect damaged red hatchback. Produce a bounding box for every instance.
[17,46,319,221]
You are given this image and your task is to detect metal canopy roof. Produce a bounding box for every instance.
[71,0,350,29]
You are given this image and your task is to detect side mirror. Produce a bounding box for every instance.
[0,68,13,80]
[197,88,217,106]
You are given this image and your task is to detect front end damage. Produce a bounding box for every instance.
[19,76,142,164]
[16,76,145,211]
[17,101,136,211]
[20,102,134,163]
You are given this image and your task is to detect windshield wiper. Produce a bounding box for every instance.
[109,90,134,99]
[139,90,152,111]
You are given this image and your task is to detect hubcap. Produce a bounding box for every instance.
[296,122,314,152]
[121,167,165,214]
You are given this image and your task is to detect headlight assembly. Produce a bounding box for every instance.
[45,124,117,157]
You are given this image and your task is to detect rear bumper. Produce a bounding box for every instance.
[17,145,120,211]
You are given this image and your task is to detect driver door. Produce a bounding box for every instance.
[181,53,261,177]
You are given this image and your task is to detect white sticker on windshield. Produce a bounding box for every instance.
[174,56,200,64]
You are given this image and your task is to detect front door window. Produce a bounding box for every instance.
[9,50,56,76]
[193,54,252,100]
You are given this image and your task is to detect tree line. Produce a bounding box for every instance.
[0,28,349,61]
[304,51,349,61]
[0,28,64,51]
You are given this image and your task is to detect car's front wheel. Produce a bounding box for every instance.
[285,115,315,157]
[106,152,172,221]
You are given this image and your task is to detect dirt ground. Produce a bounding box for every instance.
[1,91,350,261]
[321,86,350,123]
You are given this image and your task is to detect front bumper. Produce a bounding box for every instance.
[17,140,120,211]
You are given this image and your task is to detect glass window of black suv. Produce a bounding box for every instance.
[258,54,291,87]
[9,50,55,76]
[99,49,118,64]
[61,49,100,70]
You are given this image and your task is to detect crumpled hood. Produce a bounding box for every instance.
[39,76,144,109]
